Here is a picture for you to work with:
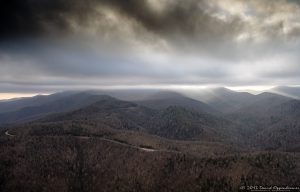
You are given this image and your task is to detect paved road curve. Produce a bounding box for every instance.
[4,130,181,154]
[5,131,15,137]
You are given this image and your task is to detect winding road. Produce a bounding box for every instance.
[4,130,180,154]
[98,137,159,152]
[5,131,15,137]
[72,136,181,153]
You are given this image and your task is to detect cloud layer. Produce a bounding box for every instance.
[1,0,300,93]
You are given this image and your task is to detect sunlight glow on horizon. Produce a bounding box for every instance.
[225,86,276,94]
[2,84,300,100]
[0,85,285,100]
[0,93,50,100]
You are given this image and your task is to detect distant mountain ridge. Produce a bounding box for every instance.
[0,91,76,114]
[0,88,299,151]
[135,91,219,115]
[40,96,244,144]
[270,86,300,99]
[148,106,244,143]
[183,87,257,113]
[0,93,115,125]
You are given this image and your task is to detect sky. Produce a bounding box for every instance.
[1,0,300,99]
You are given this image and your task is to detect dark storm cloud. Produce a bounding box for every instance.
[0,0,227,37]
[2,0,300,52]
[1,0,300,94]
[0,39,231,81]
[0,0,92,38]
[104,0,244,45]
[2,0,300,40]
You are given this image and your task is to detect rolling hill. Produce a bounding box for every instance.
[40,96,243,144]
[271,86,300,99]
[148,106,244,143]
[135,91,219,115]
[0,93,118,125]
[253,99,300,151]
[227,92,291,131]
[185,87,257,113]
[0,91,75,114]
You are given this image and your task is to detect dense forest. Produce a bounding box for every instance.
[0,89,300,191]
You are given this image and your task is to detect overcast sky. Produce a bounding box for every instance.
[1,0,300,97]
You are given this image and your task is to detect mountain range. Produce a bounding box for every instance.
[0,86,300,191]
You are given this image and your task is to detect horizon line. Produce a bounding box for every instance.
[1,85,300,100]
